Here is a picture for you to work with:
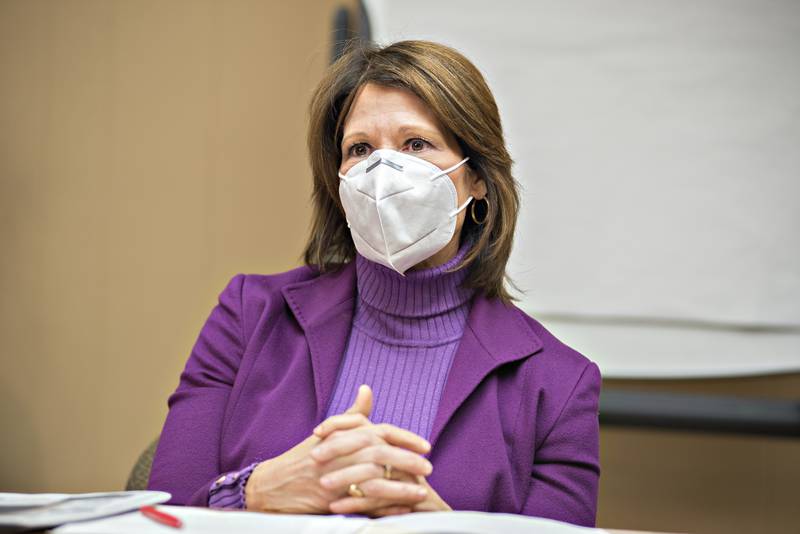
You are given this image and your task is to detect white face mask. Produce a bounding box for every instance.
[338,149,472,275]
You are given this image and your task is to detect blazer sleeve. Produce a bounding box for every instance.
[521,361,601,527]
[147,274,246,506]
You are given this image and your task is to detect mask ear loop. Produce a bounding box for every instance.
[448,195,474,217]
[433,156,472,217]
[429,156,470,181]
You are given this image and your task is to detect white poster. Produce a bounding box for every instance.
[366,0,800,377]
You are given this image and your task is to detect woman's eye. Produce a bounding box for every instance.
[349,143,370,157]
[408,138,428,152]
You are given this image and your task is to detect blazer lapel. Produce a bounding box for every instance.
[281,262,357,422]
[429,295,544,448]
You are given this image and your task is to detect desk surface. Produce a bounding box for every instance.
[37,506,680,534]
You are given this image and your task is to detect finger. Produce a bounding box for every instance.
[374,423,431,455]
[319,463,383,491]
[359,478,428,505]
[321,444,433,478]
[368,505,412,517]
[329,497,390,515]
[311,427,377,463]
[346,384,373,416]
[313,424,430,462]
[313,413,371,439]
[383,470,417,484]
[328,480,427,514]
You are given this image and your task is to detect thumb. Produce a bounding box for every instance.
[345,384,373,418]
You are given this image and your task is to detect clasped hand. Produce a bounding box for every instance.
[244,385,450,516]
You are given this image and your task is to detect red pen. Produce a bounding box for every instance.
[140,505,183,529]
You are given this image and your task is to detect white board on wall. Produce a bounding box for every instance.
[365,0,800,378]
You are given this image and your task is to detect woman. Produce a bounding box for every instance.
[148,40,601,527]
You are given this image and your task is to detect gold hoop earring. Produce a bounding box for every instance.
[470,198,489,225]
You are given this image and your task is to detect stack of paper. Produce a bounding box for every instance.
[0,491,170,531]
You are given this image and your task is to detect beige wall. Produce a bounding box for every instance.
[0,0,349,493]
[1,2,798,533]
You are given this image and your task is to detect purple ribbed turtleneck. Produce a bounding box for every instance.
[324,240,476,440]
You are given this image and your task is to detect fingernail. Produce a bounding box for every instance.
[422,440,431,451]
[313,425,322,435]
[416,488,427,497]
[319,476,331,487]
[424,461,433,473]
[310,447,323,460]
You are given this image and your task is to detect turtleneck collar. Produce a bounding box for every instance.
[353,239,476,346]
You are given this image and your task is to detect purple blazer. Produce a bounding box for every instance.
[148,261,601,526]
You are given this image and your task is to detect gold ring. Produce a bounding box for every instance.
[348,483,365,498]
[383,464,393,480]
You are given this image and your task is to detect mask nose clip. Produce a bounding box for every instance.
[366,151,404,173]
[366,153,383,173]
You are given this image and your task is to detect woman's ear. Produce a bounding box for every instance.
[467,166,488,200]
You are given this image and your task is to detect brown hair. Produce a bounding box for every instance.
[303,40,520,302]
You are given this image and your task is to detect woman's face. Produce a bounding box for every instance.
[338,82,487,269]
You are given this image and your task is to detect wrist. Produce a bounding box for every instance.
[244,459,273,511]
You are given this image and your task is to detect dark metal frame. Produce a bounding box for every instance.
[331,1,371,63]
[600,389,800,438]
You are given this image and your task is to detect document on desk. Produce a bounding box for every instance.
[0,491,171,531]
[54,505,608,534]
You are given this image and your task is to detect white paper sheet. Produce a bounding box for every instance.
[54,506,608,534]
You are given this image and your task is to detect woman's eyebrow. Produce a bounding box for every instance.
[340,124,444,149]
[397,124,443,140]
[341,131,369,148]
